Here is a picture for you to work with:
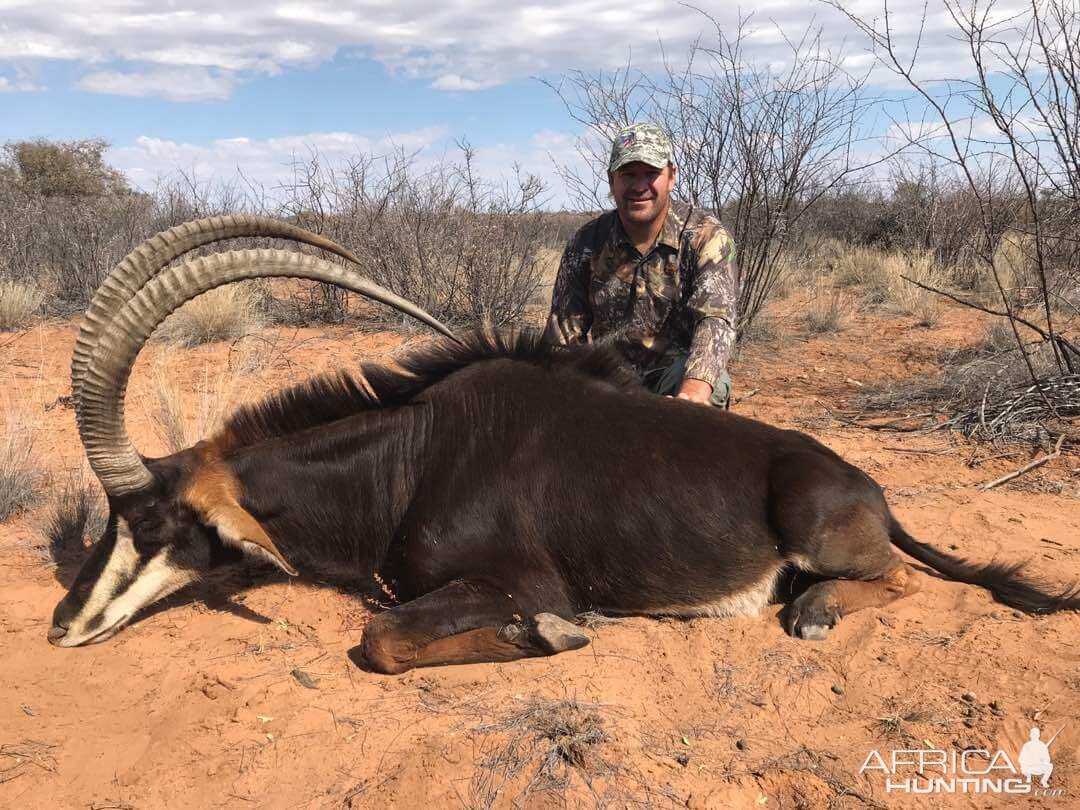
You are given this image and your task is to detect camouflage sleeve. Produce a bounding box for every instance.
[543,234,592,346]
[684,225,739,389]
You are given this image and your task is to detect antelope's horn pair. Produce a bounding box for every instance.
[74,216,455,497]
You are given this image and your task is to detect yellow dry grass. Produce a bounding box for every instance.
[0,279,45,331]
[147,352,249,453]
[155,283,264,347]
[805,281,853,333]
[885,251,947,326]
[0,399,42,520]
[820,243,948,325]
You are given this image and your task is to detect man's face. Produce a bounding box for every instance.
[609,162,676,229]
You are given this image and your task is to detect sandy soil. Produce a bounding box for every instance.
[1,301,1078,809]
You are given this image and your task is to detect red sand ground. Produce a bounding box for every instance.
[1,302,1077,809]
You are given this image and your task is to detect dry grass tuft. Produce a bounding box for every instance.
[825,243,958,326]
[983,318,1019,353]
[0,280,45,331]
[739,311,788,348]
[992,229,1030,298]
[225,334,279,377]
[1055,283,1080,318]
[148,354,246,453]
[887,251,947,326]
[805,283,853,334]
[42,467,106,566]
[529,246,563,307]
[0,739,59,783]
[874,698,936,741]
[155,283,264,347]
[831,245,891,303]
[471,696,612,803]
[768,248,814,299]
[0,405,42,521]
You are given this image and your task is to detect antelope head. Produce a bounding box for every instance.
[49,217,453,646]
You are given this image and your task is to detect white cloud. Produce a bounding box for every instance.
[104,125,593,207]
[430,74,501,92]
[0,75,44,92]
[0,1,1035,101]
[107,127,451,191]
[77,67,236,101]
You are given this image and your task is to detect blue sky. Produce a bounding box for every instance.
[3,56,565,145]
[0,1,1027,206]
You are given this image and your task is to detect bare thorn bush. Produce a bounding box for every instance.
[836,0,1080,389]
[279,143,552,328]
[805,283,853,334]
[149,355,244,453]
[155,283,264,347]
[42,467,106,566]
[0,279,45,330]
[0,405,42,521]
[982,319,1018,354]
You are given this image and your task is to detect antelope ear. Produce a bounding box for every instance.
[211,504,298,576]
[185,458,299,577]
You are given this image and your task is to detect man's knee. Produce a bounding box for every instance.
[643,355,732,409]
[710,371,732,409]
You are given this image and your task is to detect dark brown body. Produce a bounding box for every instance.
[199,334,1080,671]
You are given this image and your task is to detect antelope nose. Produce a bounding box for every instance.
[47,625,68,644]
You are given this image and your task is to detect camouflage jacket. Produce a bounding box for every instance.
[544,206,739,390]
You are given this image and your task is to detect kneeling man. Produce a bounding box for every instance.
[544,123,738,406]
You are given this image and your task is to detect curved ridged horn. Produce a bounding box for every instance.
[71,215,373,405]
[79,248,455,496]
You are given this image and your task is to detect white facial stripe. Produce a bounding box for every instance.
[94,550,196,637]
[71,517,139,626]
[59,518,196,646]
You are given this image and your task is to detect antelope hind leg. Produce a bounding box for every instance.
[785,562,921,640]
[771,455,924,641]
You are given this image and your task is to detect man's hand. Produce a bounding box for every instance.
[676,377,713,405]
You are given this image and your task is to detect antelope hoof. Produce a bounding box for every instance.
[785,595,840,641]
[531,613,590,653]
[797,623,831,641]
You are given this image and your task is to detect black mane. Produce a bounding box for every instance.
[217,329,642,452]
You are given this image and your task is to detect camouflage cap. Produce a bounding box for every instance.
[608,123,673,172]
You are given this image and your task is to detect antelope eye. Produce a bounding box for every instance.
[129,518,164,544]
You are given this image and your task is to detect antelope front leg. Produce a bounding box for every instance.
[351,579,587,674]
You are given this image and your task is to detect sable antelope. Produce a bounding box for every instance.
[50,217,1080,673]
